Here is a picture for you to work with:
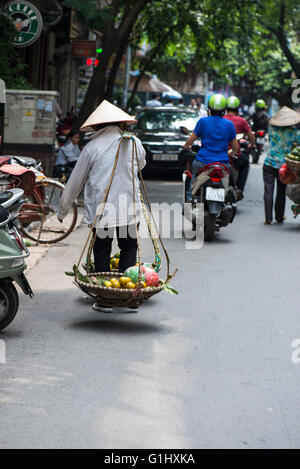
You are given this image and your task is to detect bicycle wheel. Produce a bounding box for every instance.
[18,179,78,244]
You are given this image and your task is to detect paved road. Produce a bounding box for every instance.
[1,165,300,449]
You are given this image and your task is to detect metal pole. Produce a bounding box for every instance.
[122,45,131,109]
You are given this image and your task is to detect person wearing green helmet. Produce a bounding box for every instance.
[224,96,256,200]
[256,99,266,109]
[247,99,269,132]
[183,94,239,193]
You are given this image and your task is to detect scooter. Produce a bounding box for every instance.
[0,188,33,331]
[251,130,266,164]
[182,157,237,241]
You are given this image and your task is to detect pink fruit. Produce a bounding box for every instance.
[142,266,160,287]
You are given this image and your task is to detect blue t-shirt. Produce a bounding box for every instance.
[194,116,236,164]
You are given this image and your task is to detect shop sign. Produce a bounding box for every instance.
[3,1,43,47]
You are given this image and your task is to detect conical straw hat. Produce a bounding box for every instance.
[269,106,300,127]
[80,100,137,131]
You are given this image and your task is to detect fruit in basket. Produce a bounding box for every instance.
[104,280,113,288]
[119,276,132,287]
[279,163,298,184]
[127,281,136,289]
[290,147,300,161]
[125,265,160,287]
[111,278,120,288]
[124,266,146,284]
[142,265,160,287]
[110,258,119,269]
[110,252,120,270]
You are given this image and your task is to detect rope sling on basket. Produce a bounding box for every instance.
[71,132,177,309]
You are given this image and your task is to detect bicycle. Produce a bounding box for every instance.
[0,162,78,244]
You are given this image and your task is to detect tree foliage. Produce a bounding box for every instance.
[64,0,300,124]
[63,0,152,127]
[0,14,32,89]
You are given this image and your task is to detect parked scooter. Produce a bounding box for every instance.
[0,188,33,331]
[182,158,236,241]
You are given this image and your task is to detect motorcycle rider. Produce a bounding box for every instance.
[224,96,256,200]
[248,99,269,133]
[184,94,239,199]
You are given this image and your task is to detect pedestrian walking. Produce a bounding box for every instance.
[263,106,300,224]
[57,100,146,311]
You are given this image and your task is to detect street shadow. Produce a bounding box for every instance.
[208,236,233,245]
[74,295,161,310]
[0,330,24,340]
[276,223,300,232]
[70,317,167,335]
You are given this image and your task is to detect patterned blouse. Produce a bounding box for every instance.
[264,125,300,169]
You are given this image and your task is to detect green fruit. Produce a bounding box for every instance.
[124,266,146,284]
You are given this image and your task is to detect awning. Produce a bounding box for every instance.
[129,74,182,97]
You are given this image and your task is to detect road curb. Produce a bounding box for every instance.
[25,209,84,273]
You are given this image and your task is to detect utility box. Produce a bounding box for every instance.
[3,90,59,174]
[0,79,5,155]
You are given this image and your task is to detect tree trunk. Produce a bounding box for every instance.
[126,72,146,110]
[275,28,300,77]
[73,0,151,129]
[274,2,300,77]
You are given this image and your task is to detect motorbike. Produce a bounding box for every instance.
[229,134,252,200]
[182,153,237,241]
[251,130,266,164]
[0,188,33,331]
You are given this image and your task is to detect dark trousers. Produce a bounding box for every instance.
[232,152,250,192]
[263,164,286,223]
[93,225,138,273]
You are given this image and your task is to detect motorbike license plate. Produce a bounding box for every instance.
[153,154,178,161]
[206,187,225,202]
[256,137,264,144]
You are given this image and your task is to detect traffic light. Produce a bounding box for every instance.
[86,58,99,67]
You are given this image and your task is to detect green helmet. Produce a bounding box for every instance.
[226,96,240,110]
[208,94,226,111]
[256,99,266,109]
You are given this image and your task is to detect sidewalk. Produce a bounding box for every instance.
[26,243,52,272]
[24,208,84,272]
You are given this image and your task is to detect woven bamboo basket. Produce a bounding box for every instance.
[73,133,176,310]
[75,272,163,309]
[286,157,300,172]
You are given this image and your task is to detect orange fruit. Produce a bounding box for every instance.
[119,277,131,287]
[127,282,136,289]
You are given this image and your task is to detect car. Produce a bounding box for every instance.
[134,106,199,171]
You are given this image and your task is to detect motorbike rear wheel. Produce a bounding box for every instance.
[252,148,261,164]
[204,214,217,242]
[0,281,19,331]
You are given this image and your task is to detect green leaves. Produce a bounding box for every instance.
[0,14,32,89]
[162,283,179,295]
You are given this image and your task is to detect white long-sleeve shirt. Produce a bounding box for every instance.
[57,126,146,228]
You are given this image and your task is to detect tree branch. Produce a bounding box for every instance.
[127,23,179,109]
